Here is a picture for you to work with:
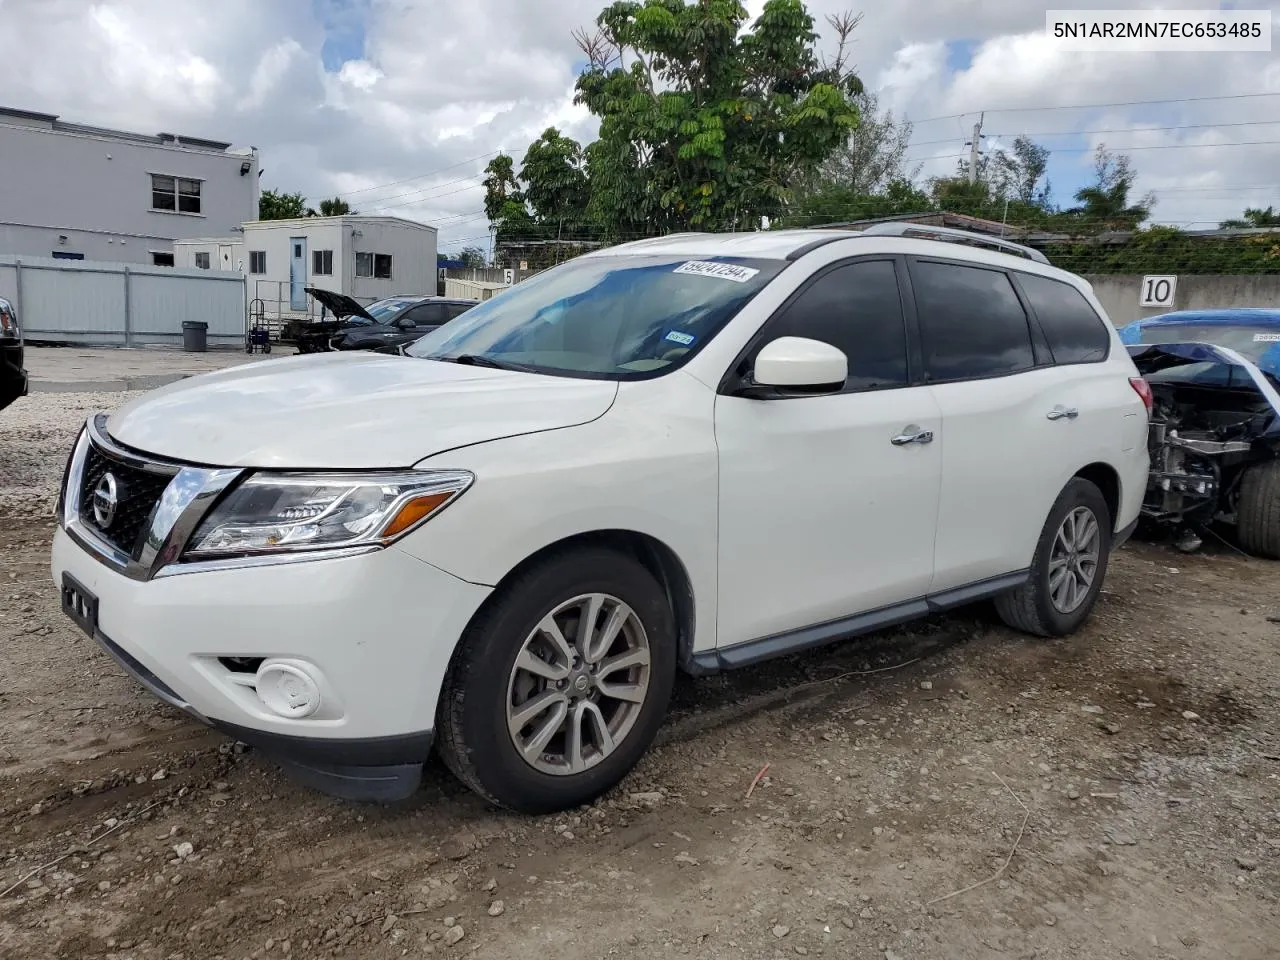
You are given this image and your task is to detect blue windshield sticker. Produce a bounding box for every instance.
[664,330,695,346]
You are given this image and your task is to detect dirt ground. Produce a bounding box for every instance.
[2,389,1278,960]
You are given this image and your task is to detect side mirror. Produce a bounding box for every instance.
[747,336,847,396]
[396,317,417,329]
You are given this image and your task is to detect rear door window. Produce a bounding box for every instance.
[909,260,1034,381]
[1016,273,1110,363]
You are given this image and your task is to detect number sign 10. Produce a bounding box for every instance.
[1140,275,1177,308]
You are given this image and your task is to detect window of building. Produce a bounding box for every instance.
[910,260,1034,381]
[249,251,266,274]
[51,251,84,260]
[1016,273,1111,364]
[312,249,334,275]
[194,252,211,269]
[355,252,393,279]
[151,252,175,267]
[151,175,202,214]
[755,259,910,393]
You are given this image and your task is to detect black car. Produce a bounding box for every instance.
[0,297,28,412]
[287,288,478,353]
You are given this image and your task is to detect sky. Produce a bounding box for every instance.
[1,0,1278,254]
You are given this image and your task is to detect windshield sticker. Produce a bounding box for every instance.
[1253,333,1280,342]
[664,330,695,346]
[673,260,760,283]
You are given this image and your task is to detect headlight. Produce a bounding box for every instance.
[184,470,473,559]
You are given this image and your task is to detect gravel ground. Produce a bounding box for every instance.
[1,391,1278,960]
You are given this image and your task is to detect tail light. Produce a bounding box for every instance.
[1129,376,1153,416]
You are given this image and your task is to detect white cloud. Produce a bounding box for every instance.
[0,0,1277,249]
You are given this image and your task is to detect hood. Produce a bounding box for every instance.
[1127,341,1280,420]
[106,351,618,468]
[305,287,375,321]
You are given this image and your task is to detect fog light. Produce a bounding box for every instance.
[255,662,322,719]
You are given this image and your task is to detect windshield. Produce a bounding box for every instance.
[1135,323,1280,363]
[366,298,414,322]
[405,255,786,379]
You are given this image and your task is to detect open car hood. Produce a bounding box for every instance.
[304,287,375,322]
[1127,341,1280,421]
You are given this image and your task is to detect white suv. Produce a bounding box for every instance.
[53,226,1151,813]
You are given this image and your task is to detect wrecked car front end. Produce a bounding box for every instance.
[1122,315,1280,556]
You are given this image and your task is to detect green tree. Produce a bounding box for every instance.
[519,127,591,236]
[482,154,521,223]
[1065,144,1153,230]
[572,0,863,235]
[258,189,308,220]
[1220,206,1280,228]
[990,135,1051,208]
[778,179,933,228]
[317,197,355,216]
[458,246,487,268]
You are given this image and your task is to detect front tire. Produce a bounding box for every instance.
[995,477,1113,637]
[1236,461,1280,559]
[436,547,676,814]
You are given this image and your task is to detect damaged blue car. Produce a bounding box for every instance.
[1120,308,1280,557]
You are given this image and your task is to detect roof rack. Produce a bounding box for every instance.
[858,222,1050,265]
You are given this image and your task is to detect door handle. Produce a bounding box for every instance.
[891,425,934,445]
[1046,405,1079,421]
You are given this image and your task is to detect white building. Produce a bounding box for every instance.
[174,216,438,320]
[0,105,259,266]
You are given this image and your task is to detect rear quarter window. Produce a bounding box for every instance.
[1016,273,1111,364]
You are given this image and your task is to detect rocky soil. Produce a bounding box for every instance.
[1,391,1278,960]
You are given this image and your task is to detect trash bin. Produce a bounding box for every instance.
[181,320,208,353]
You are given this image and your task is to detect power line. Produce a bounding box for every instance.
[334,151,501,200]
[909,118,1280,149]
[912,90,1280,125]
[906,138,1280,164]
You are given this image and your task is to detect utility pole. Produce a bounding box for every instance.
[966,112,985,186]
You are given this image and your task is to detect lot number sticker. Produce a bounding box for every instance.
[1140,275,1177,308]
[674,261,760,283]
[1254,333,1280,342]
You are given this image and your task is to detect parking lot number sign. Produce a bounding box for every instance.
[1140,275,1177,308]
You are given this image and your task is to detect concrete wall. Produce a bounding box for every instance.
[0,255,246,346]
[0,116,258,265]
[1085,274,1280,326]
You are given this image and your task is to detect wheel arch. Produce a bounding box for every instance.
[1073,461,1121,529]
[461,529,699,673]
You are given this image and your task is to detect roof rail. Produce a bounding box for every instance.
[858,222,1050,265]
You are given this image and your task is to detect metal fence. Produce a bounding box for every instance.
[0,255,247,347]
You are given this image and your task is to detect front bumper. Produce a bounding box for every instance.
[0,344,26,409]
[52,526,491,801]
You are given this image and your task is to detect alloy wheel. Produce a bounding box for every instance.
[505,593,651,776]
[1048,505,1101,614]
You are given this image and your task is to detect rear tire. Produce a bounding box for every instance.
[1236,461,1280,559]
[436,547,676,814]
[995,477,1113,637]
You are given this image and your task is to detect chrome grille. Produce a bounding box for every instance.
[77,442,176,560]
